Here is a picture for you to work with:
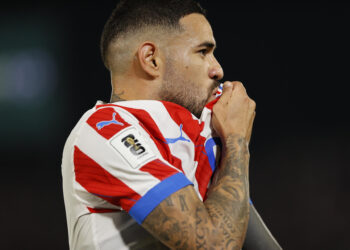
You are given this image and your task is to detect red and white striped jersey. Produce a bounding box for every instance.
[62,85,223,249]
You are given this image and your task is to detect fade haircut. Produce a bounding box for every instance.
[100,0,206,72]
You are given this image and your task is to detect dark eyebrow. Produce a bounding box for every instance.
[196,41,216,50]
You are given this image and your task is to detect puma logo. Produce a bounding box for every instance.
[164,124,190,144]
[96,112,124,130]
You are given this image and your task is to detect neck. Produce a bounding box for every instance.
[110,74,162,103]
[110,90,126,103]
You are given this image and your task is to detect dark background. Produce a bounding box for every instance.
[1,1,349,249]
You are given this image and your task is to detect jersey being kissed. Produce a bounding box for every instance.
[61,86,223,249]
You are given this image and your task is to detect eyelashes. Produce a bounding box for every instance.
[198,49,208,55]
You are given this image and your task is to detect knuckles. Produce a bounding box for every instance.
[250,100,256,109]
[233,81,244,89]
[232,81,243,87]
[214,80,256,111]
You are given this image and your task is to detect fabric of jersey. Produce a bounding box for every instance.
[62,85,223,249]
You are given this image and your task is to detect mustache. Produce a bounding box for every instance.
[209,80,221,92]
[213,80,221,88]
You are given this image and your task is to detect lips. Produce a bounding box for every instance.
[206,87,219,104]
[211,86,219,96]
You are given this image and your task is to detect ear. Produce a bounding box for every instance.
[137,42,162,78]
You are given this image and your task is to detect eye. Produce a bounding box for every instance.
[198,49,208,56]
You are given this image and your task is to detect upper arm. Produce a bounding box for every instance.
[74,106,221,248]
[74,106,194,221]
[142,185,220,249]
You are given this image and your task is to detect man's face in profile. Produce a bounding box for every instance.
[159,13,224,118]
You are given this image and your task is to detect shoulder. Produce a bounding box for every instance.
[84,102,138,140]
[74,101,161,163]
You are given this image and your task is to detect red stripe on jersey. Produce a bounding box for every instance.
[161,101,204,144]
[96,104,169,160]
[205,98,219,110]
[96,104,120,109]
[161,101,213,199]
[140,159,179,181]
[86,107,130,140]
[195,150,213,198]
[103,104,185,173]
[87,207,121,213]
[74,146,141,212]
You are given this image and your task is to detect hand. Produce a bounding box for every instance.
[211,81,256,144]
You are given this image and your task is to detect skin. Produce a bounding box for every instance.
[108,13,256,249]
[157,14,223,118]
[109,14,223,118]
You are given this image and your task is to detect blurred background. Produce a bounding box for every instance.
[1,1,349,249]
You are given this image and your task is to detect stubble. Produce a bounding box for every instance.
[159,60,218,118]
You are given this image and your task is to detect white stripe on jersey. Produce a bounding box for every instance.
[76,122,167,198]
[98,105,183,173]
[115,101,201,195]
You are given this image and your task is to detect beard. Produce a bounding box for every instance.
[159,60,218,118]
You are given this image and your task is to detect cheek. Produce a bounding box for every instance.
[172,52,211,91]
[183,58,208,79]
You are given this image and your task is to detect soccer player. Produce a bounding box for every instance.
[62,0,281,249]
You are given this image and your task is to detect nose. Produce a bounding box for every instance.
[208,57,224,81]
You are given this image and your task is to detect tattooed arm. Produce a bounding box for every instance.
[142,82,256,249]
[204,134,250,248]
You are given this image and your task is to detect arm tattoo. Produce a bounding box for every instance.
[205,134,250,249]
[143,193,193,249]
[179,195,189,212]
[142,134,250,249]
[110,90,126,102]
[164,196,174,207]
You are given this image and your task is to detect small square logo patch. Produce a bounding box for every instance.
[110,126,156,169]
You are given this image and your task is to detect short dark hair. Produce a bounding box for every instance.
[100,0,206,69]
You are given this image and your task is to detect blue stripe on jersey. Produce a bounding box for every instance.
[205,137,222,172]
[129,173,193,224]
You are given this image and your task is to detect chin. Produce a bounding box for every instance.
[191,99,208,119]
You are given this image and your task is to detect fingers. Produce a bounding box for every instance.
[231,81,247,95]
[218,81,247,103]
[246,93,256,143]
[230,82,256,144]
[217,81,234,105]
[246,111,256,144]
[212,80,256,141]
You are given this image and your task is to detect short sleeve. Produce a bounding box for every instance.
[73,106,193,224]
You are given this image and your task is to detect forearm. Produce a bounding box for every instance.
[142,134,250,249]
[204,134,250,249]
[142,82,255,249]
